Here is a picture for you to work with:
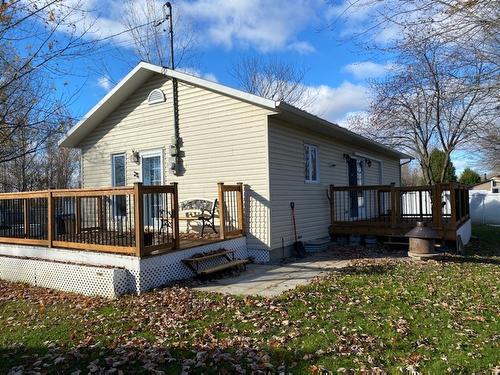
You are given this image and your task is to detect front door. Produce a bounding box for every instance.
[348,158,359,217]
[348,158,365,218]
[140,151,163,226]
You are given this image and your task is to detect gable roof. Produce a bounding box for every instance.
[60,62,410,159]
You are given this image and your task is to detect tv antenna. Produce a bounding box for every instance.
[154,2,175,69]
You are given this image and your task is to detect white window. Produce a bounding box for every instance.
[140,150,163,186]
[111,153,126,217]
[356,159,364,186]
[304,144,319,183]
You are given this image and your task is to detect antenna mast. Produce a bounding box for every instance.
[154,2,175,69]
[155,2,181,175]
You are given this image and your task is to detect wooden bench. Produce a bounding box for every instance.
[183,249,249,276]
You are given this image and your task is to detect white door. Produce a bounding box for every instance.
[356,159,366,218]
[140,151,163,227]
[348,158,366,219]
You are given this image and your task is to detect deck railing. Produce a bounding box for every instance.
[0,182,245,256]
[329,182,470,240]
[218,182,245,239]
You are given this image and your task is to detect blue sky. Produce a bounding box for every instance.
[62,0,381,123]
[57,0,476,174]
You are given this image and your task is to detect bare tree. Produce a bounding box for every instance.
[0,131,80,192]
[122,0,198,68]
[401,162,423,186]
[0,1,97,164]
[477,126,500,174]
[349,38,497,184]
[331,0,499,68]
[231,56,313,108]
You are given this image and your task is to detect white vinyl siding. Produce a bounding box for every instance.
[79,75,274,250]
[268,118,402,250]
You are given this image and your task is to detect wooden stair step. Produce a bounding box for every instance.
[384,241,409,246]
[198,259,249,276]
[183,249,235,263]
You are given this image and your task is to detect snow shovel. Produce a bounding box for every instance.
[290,202,306,258]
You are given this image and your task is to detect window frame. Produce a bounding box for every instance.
[304,143,320,184]
[111,153,127,218]
[111,153,126,188]
[139,149,164,185]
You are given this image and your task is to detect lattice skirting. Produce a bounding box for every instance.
[0,237,249,298]
[247,248,270,263]
[0,256,130,298]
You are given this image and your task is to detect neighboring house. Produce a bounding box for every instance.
[470,175,500,194]
[60,62,409,262]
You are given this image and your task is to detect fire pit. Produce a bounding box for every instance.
[406,221,440,259]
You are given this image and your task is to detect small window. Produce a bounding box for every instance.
[304,144,319,183]
[356,159,364,185]
[112,153,126,217]
[147,89,165,105]
[493,188,499,193]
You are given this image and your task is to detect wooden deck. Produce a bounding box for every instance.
[328,182,470,241]
[0,182,245,257]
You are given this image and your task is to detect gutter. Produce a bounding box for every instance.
[276,102,411,160]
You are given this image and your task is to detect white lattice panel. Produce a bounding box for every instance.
[0,237,250,297]
[0,256,130,298]
[247,248,270,263]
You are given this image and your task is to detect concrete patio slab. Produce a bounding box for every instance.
[194,250,398,297]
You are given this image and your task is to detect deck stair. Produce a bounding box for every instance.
[182,249,249,276]
[383,235,410,250]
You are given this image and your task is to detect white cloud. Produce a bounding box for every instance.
[288,41,316,54]
[97,75,113,91]
[68,0,322,54]
[343,61,396,80]
[327,0,402,45]
[179,0,322,53]
[304,81,370,125]
[177,67,218,82]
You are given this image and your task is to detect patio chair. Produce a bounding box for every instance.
[159,209,172,232]
[198,199,218,235]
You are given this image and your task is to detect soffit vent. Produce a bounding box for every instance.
[147,89,165,105]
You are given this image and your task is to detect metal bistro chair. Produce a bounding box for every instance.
[198,199,218,236]
[159,208,173,233]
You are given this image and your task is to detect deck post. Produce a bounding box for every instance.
[433,184,443,231]
[236,182,245,235]
[218,182,226,240]
[47,190,54,248]
[172,182,180,249]
[329,185,335,226]
[449,182,457,229]
[390,183,397,229]
[133,183,144,257]
[23,199,29,238]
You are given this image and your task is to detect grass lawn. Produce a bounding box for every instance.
[1,224,499,374]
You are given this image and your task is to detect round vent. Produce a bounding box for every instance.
[147,89,165,105]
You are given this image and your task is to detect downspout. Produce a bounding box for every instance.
[400,158,413,167]
[399,158,414,186]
